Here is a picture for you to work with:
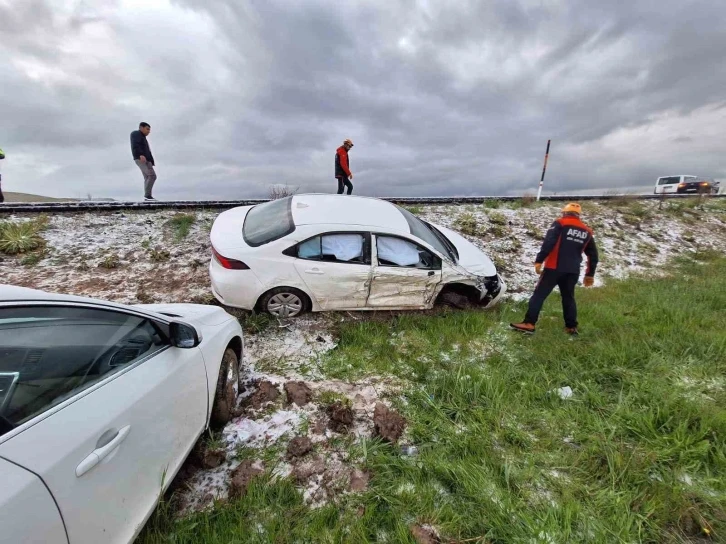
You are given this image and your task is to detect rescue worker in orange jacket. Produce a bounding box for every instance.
[335,138,354,195]
[510,202,599,336]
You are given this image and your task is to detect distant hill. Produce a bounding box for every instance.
[2,192,79,203]
[1,193,115,203]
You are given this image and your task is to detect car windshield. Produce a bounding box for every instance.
[243,197,295,246]
[396,206,457,262]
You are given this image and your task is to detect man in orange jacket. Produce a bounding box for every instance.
[335,138,354,195]
[510,202,599,336]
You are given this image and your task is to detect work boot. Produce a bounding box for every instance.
[565,327,579,336]
[510,322,536,334]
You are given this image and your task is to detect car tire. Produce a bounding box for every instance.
[437,291,470,309]
[259,287,309,318]
[211,348,240,427]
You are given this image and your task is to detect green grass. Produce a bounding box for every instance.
[167,213,197,241]
[240,312,274,334]
[20,251,45,266]
[402,205,424,215]
[140,253,726,543]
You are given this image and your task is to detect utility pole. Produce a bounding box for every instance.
[536,139,551,201]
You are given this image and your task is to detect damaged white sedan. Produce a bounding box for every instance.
[210,194,506,317]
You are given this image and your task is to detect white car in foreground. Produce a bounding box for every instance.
[0,286,243,544]
[210,194,506,317]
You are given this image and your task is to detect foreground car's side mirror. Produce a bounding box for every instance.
[170,322,201,348]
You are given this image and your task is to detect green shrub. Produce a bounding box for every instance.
[149,247,171,262]
[453,213,480,236]
[0,218,48,255]
[488,211,508,225]
[99,253,121,269]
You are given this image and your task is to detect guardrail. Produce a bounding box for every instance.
[0,193,722,214]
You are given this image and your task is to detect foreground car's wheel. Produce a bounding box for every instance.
[260,287,308,318]
[211,348,239,427]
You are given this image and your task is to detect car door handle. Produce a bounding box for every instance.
[428,271,435,276]
[76,425,131,477]
[305,268,324,275]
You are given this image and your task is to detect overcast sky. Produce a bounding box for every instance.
[1,0,724,200]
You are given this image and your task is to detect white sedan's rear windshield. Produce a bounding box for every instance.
[243,197,295,246]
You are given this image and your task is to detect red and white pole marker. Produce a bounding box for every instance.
[536,139,551,201]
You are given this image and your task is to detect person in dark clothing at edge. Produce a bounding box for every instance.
[130,122,157,201]
[335,138,354,195]
[0,147,5,203]
[510,202,599,336]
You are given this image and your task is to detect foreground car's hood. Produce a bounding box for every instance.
[432,224,497,277]
[133,303,234,327]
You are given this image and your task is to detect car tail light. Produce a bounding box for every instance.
[212,247,249,270]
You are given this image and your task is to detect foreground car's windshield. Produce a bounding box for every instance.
[243,197,295,246]
[396,206,457,262]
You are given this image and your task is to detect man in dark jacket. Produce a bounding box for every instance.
[130,122,157,201]
[335,138,354,195]
[511,202,599,336]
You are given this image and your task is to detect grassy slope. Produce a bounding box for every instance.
[140,251,726,543]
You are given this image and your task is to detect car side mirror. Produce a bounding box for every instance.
[170,322,201,348]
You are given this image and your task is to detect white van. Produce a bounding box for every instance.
[653,175,719,195]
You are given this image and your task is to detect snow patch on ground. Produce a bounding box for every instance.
[224,409,303,447]
[243,317,337,381]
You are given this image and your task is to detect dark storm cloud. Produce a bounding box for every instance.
[1,0,725,200]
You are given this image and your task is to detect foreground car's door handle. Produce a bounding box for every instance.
[305,268,324,275]
[76,425,131,477]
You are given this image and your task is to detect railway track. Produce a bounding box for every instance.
[0,193,722,214]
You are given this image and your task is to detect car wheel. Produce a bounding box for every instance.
[211,348,239,427]
[260,287,308,318]
[437,291,470,309]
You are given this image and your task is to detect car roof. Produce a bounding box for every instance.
[290,194,409,232]
[0,285,74,302]
[0,285,132,313]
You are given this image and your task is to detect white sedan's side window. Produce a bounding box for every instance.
[297,234,366,263]
[0,306,169,437]
[376,236,439,269]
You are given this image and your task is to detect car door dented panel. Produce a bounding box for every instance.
[368,269,442,308]
[308,268,372,310]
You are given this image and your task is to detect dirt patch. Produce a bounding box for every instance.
[349,468,369,492]
[248,380,280,409]
[285,381,313,407]
[287,436,314,459]
[410,524,441,544]
[293,454,326,483]
[312,416,327,435]
[373,403,406,443]
[229,459,265,499]
[202,449,226,469]
[327,401,354,432]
